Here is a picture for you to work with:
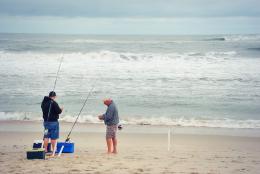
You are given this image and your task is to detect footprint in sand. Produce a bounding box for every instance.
[137,168,144,172]
[93,172,101,174]
[0,152,6,155]
[85,169,93,172]
[231,160,242,164]
[70,169,81,172]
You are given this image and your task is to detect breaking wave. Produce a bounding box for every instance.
[224,35,260,42]
[1,112,260,129]
[205,37,226,41]
[204,35,260,42]
[0,50,237,63]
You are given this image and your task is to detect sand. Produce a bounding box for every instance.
[0,121,260,174]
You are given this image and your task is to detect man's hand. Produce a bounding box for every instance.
[98,115,104,120]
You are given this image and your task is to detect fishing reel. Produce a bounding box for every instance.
[118,124,123,130]
[65,137,71,142]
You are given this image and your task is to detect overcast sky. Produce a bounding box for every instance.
[0,0,259,34]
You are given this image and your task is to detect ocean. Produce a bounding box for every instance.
[0,33,260,129]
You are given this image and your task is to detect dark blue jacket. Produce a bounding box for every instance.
[41,96,62,122]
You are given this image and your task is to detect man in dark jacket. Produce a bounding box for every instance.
[41,91,63,153]
[98,99,119,154]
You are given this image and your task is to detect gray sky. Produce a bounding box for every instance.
[0,0,259,34]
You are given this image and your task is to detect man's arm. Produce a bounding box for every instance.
[53,102,63,115]
[103,105,114,122]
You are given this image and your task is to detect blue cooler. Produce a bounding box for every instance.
[56,142,74,153]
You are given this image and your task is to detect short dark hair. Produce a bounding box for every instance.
[49,91,56,97]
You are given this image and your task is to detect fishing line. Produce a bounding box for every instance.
[44,55,64,134]
[65,78,98,142]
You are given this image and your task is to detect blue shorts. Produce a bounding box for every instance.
[43,121,59,140]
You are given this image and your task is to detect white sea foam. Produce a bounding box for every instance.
[0,112,260,129]
[60,114,101,124]
[0,112,41,121]
[0,50,238,62]
[224,35,260,42]
[124,117,260,129]
[65,39,174,44]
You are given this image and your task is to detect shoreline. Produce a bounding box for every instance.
[1,120,260,138]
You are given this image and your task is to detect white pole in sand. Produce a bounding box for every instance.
[58,145,64,157]
[168,128,171,151]
[41,140,44,148]
[52,141,57,157]
[172,128,174,151]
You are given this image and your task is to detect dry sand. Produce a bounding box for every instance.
[0,121,260,174]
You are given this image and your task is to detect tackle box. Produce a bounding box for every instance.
[26,148,45,160]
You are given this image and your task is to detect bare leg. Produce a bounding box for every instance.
[106,138,113,153]
[51,139,57,152]
[112,137,117,154]
[43,138,49,152]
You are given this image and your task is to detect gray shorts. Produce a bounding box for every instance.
[106,125,117,139]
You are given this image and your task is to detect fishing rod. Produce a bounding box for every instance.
[52,55,64,92]
[65,79,98,142]
[41,54,64,149]
[45,55,64,123]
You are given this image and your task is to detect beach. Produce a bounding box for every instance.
[0,121,260,174]
[0,34,260,173]
[1,1,260,173]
